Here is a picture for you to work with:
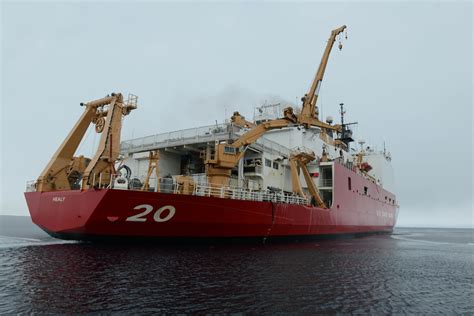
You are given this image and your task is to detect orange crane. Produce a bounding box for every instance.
[36,93,137,192]
[141,150,160,191]
[205,26,349,187]
[205,108,298,186]
[205,118,327,208]
[298,25,347,131]
[289,150,327,208]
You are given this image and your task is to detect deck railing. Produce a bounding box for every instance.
[120,122,291,157]
[193,183,309,205]
[120,123,231,154]
[25,173,310,206]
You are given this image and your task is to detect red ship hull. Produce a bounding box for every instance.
[25,164,398,241]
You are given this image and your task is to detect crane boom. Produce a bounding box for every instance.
[299,25,346,128]
[204,26,349,187]
[141,150,160,192]
[231,111,256,129]
[290,150,327,208]
[205,117,295,186]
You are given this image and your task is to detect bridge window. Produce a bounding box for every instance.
[364,186,368,195]
[273,162,279,170]
[265,159,271,167]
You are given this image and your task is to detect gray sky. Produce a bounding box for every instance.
[1,1,472,227]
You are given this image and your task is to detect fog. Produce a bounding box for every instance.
[1,1,472,227]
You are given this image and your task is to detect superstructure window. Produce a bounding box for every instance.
[273,162,279,170]
[224,146,237,154]
[265,159,271,167]
[348,177,352,190]
[364,186,368,195]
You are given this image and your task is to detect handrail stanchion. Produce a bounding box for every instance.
[109,174,113,189]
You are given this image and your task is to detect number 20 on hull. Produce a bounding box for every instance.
[126,204,176,223]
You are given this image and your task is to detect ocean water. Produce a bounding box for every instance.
[0,215,472,314]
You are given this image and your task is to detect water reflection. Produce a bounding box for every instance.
[2,230,473,314]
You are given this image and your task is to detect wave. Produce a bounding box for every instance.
[391,234,472,246]
[0,235,76,249]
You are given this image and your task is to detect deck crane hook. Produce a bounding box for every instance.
[338,33,346,51]
[338,28,349,51]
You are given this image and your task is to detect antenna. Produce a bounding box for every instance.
[339,102,345,126]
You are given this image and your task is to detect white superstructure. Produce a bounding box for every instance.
[120,106,394,202]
